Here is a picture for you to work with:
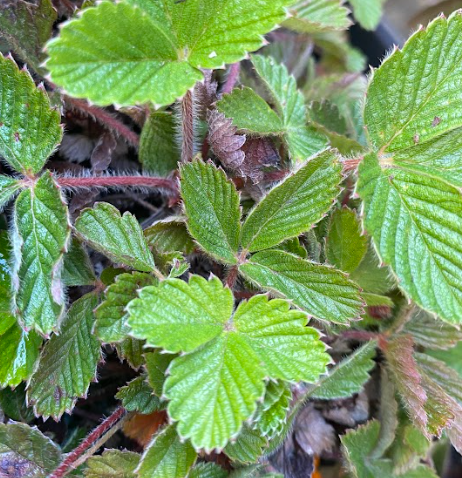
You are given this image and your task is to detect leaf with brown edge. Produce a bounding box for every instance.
[385,335,428,436]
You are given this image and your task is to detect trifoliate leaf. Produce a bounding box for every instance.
[349,0,385,31]
[140,112,180,176]
[75,202,156,272]
[0,55,62,175]
[180,160,241,264]
[13,171,70,335]
[46,0,291,107]
[62,237,96,287]
[95,272,157,344]
[403,308,462,351]
[360,13,462,323]
[116,337,145,370]
[224,426,268,464]
[241,149,341,252]
[27,293,101,419]
[85,450,139,478]
[0,422,62,478]
[189,463,228,478]
[384,335,428,435]
[217,88,284,135]
[145,351,175,397]
[116,376,161,414]
[0,175,21,211]
[284,0,351,33]
[240,250,363,324]
[357,152,462,324]
[144,218,195,255]
[137,425,196,478]
[326,207,367,273]
[0,0,57,73]
[0,316,41,388]
[309,341,376,400]
[254,381,292,438]
[252,55,328,161]
[128,276,329,451]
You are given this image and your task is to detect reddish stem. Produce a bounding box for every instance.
[180,90,195,163]
[56,175,179,196]
[49,407,126,478]
[222,63,241,95]
[225,266,239,289]
[64,97,140,148]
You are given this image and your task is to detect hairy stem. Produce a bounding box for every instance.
[64,97,140,148]
[225,266,239,289]
[180,90,196,162]
[222,63,241,95]
[49,407,127,478]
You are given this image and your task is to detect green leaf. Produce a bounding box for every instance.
[13,171,70,335]
[145,351,175,397]
[240,250,363,324]
[140,112,180,176]
[128,276,329,451]
[27,294,101,419]
[137,425,196,478]
[241,149,341,252]
[0,422,62,477]
[284,0,351,33]
[252,55,328,161]
[46,0,291,107]
[253,381,291,438]
[85,450,139,478]
[0,318,41,388]
[0,383,35,423]
[357,152,462,324]
[0,55,62,175]
[144,218,195,255]
[116,337,145,370]
[116,376,161,414]
[349,0,385,30]
[403,308,462,350]
[180,160,241,264]
[309,341,376,400]
[0,175,21,211]
[0,0,57,73]
[427,342,462,377]
[0,231,11,316]
[189,463,228,478]
[75,202,156,272]
[62,237,96,287]
[326,207,367,273]
[216,88,284,135]
[224,426,267,464]
[95,272,157,344]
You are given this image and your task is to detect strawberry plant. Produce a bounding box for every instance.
[1,0,462,477]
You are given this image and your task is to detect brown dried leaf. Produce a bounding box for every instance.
[91,131,117,173]
[122,411,167,447]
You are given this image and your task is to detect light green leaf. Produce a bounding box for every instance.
[241,149,341,252]
[309,341,376,400]
[284,0,351,33]
[216,88,284,135]
[145,351,175,397]
[0,0,57,73]
[357,152,462,324]
[140,112,180,176]
[349,0,385,31]
[27,294,101,419]
[240,250,363,324]
[62,237,96,287]
[0,175,21,211]
[224,426,267,464]
[75,202,156,272]
[180,160,241,264]
[137,425,196,478]
[252,55,328,161]
[47,0,291,107]
[0,55,62,175]
[13,171,70,335]
[95,272,157,343]
[116,376,161,414]
[254,381,291,438]
[129,276,329,451]
[85,450,139,478]
[326,207,367,273]
[189,463,228,478]
[144,218,195,255]
[0,422,62,478]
